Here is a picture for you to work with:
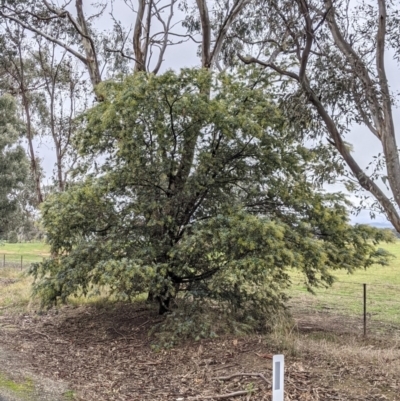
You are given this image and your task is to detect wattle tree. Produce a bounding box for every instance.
[31,69,393,321]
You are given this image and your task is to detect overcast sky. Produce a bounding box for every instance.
[33,1,400,228]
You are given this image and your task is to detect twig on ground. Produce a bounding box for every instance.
[189,390,256,399]
[111,326,127,339]
[32,330,51,340]
[215,372,271,386]
[212,363,238,372]
[135,319,150,329]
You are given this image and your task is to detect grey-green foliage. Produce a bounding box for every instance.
[208,0,400,232]
[31,69,394,321]
[0,94,29,237]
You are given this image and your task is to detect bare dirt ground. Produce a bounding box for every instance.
[0,300,400,401]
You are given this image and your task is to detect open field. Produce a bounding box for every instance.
[0,242,49,265]
[287,241,400,332]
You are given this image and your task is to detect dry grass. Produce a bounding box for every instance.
[0,268,35,313]
[300,335,400,399]
[264,315,400,400]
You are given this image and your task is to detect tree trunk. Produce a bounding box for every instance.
[21,92,43,204]
[133,0,146,71]
[75,0,102,89]
[157,295,171,315]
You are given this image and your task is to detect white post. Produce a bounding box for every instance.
[272,354,284,401]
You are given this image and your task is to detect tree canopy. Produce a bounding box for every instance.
[31,69,393,319]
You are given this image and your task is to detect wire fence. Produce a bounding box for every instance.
[1,252,399,338]
[287,281,400,338]
[0,253,33,270]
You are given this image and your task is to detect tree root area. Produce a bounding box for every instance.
[0,303,399,400]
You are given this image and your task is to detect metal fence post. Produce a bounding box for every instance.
[363,283,367,336]
[3,254,4,268]
[21,255,23,270]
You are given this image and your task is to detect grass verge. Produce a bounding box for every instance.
[0,268,34,314]
[0,373,34,399]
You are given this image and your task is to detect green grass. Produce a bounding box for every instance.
[0,242,49,264]
[0,373,34,399]
[288,241,400,325]
[63,390,76,400]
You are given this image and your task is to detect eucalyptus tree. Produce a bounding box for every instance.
[0,15,94,198]
[223,0,400,231]
[3,1,399,229]
[33,36,89,192]
[0,94,29,237]
[0,23,45,202]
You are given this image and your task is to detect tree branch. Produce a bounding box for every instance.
[324,0,383,135]
[238,54,300,80]
[0,11,87,64]
[75,0,102,87]
[195,0,211,68]
[238,31,400,231]
[209,0,250,68]
[152,0,177,74]
[297,0,313,83]
[133,0,146,71]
